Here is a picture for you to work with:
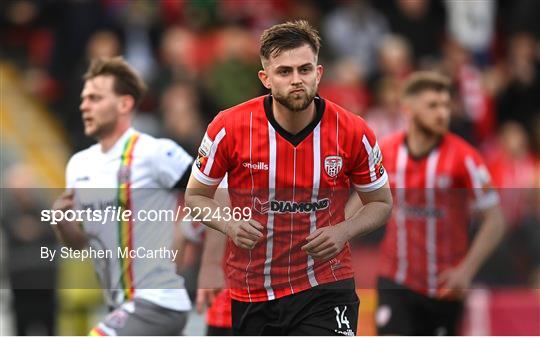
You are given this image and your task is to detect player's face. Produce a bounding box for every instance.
[408,90,451,136]
[259,44,323,112]
[79,75,121,139]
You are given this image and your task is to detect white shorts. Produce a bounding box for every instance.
[89,298,187,336]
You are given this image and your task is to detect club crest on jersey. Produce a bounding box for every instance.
[117,166,131,184]
[104,308,128,329]
[324,156,343,178]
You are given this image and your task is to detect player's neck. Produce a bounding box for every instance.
[406,126,443,158]
[98,124,131,153]
[272,100,316,135]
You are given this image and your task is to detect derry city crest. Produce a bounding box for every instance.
[324,156,343,178]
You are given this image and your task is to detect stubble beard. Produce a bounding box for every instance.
[413,114,447,138]
[273,87,316,112]
[85,118,117,141]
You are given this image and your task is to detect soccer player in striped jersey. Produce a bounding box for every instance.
[180,178,233,336]
[52,57,193,336]
[374,72,506,335]
[186,20,393,335]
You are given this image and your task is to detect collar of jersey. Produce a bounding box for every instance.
[403,132,446,161]
[264,94,325,147]
[101,127,137,160]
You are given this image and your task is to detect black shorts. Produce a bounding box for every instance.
[376,277,464,335]
[206,325,233,336]
[232,279,359,336]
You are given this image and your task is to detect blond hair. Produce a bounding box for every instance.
[84,56,148,108]
[402,71,451,97]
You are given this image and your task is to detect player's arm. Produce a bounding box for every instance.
[345,182,393,237]
[152,139,194,190]
[188,113,263,249]
[185,176,263,249]
[185,176,225,233]
[302,182,392,261]
[439,203,506,298]
[344,190,363,219]
[196,226,226,313]
[195,178,228,312]
[171,223,188,271]
[303,122,392,261]
[439,152,506,298]
[51,189,88,249]
[462,203,506,276]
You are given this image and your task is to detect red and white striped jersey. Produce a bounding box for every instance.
[193,95,387,302]
[378,132,499,297]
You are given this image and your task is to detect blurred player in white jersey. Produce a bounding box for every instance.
[52,57,193,336]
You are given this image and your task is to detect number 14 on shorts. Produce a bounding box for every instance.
[334,306,354,335]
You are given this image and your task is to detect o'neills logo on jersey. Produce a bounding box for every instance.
[253,197,329,214]
[324,155,343,178]
[243,161,269,171]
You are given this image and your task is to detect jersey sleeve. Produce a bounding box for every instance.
[64,154,84,212]
[192,113,230,186]
[65,155,78,189]
[152,139,194,189]
[350,121,388,192]
[463,148,500,210]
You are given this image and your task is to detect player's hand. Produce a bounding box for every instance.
[225,219,264,250]
[437,264,473,299]
[301,224,348,261]
[52,189,75,216]
[196,288,221,313]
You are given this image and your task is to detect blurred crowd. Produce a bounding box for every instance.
[2,0,539,156]
[1,0,540,334]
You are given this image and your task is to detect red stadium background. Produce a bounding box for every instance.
[1,0,538,335]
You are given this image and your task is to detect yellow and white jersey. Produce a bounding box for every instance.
[66,128,193,311]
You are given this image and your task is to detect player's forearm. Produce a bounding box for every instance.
[184,193,229,235]
[340,184,393,240]
[171,226,187,271]
[340,199,392,240]
[202,226,227,266]
[52,221,88,249]
[461,205,506,277]
[198,227,226,289]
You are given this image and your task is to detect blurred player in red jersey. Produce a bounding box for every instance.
[178,220,232,336]
[179,180,233,336]
[374,72,506,335]
[186,20,393,335]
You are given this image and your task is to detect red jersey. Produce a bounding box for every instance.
[378,132,499,297]
[193,95,387,302]
[182,211,231,328]
[206,289,232,328]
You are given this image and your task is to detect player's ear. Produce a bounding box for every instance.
[258,70,271,89]
[315,64,324,85]
[118,95,135,115]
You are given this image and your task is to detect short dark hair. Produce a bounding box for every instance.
[402,71,451,97]
[84,56,148,109]
[259,20,321,64]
